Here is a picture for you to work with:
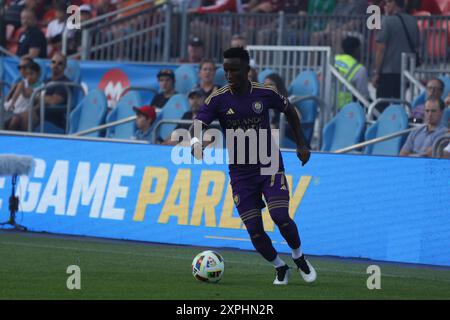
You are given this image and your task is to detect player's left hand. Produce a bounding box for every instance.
[296,145,311,166]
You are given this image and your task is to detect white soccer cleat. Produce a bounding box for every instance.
[273,265,290,285]
[294,255,317,283]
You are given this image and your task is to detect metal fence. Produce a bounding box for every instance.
[70,4,450,71]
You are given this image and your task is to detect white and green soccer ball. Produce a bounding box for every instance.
[192,250,225,283]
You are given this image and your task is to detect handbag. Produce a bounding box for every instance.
[396,13,422,67]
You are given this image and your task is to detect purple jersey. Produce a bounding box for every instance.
[195,81,288,174]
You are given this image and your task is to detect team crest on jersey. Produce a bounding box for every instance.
[252,101,264,114]
[233,194,240,206]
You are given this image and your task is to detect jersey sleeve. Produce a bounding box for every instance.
[269,89,289,113]
[195,95,218,125]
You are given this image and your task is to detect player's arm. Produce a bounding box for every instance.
[189,120,213,159]
[283,103,311,166]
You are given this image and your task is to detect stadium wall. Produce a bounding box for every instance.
[0,135,449,267]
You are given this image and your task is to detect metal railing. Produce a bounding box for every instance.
[0,80,12,130]
[71,115,137,137]
[334,125,423,154]
[28,81,87,133]
[432,134,450,158]
[329,64,371,115]
[367,98,413,122]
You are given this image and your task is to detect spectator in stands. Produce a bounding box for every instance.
[95,0,118,16]
[4,0,26,42]
[161,88,206,145]
[244,0,307,13]
[188,0,242,13]
[150,69,177,109]
[263,73,289,128]
[310,0,367,51]
[334,36,370,109]
[66,4,93,56]
[196,59,219,97]
[179,37,205,64]
[132,105,156,143]
[4,61,42,131]
[400,98,447,158]
[373,0,419,115]
[411,78,445,123]
[46,2,67,57]
[16,8,47,58]
[230,34,247,48]
[42,52,70,129]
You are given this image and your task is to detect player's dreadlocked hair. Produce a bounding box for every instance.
[223,47,250,65]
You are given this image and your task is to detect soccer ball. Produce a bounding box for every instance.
[192,250,225,283]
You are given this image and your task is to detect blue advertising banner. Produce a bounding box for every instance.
[0,134,449,266]
[0,57,179,107]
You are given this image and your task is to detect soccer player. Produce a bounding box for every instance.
[188,47,317,285]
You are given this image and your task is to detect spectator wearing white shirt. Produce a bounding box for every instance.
[46,3,67,56]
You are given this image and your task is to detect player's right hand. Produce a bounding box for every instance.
[297,145,311,166]
[191,142,203,160]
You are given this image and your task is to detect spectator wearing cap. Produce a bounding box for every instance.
[132,105,156,143]
[16,8,47,58]
[179,37,205,63]
[150,69,177,109]
[196,59,220,98]
[161,89,206,146]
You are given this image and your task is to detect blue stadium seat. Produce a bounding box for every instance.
[214,67,228,87]
[69,89,108,137]
[175,64,198,94]
[65,59,81,84]
[153,93,189,141]
[439,75,450,100]
[411,91,426,110]
[257,68,275,84]
[321,102,366,152]
[106,91,142,139]
[285,70,320,147]
[441,107,450,128]
[364,104,409,156]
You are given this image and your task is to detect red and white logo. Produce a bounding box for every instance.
[98,68,130,108]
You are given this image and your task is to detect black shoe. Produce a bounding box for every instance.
[294,255,317,283]
[273,264,290,285]
[294,255,311,274]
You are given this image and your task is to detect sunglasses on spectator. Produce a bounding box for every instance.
[17,64,29,70]
[427,86,442,91]
[52,60,65,66]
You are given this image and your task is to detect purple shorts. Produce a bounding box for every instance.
[230,170,290,221]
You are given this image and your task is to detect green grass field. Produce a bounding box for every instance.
[1,231,449,300]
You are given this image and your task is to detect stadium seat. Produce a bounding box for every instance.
[65,59,81,84]
[69,89,108,137]
[411,91,426,110]
[441,108,450,128]
[106,91,142,139]
[214,67,228,87]
[285,70,320,147]
[153,93,189,142]
[364,105,409,156]
[257,68,275,84]
[321,102,366,152]
[175,64,198,94]
[440,75,450,100]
